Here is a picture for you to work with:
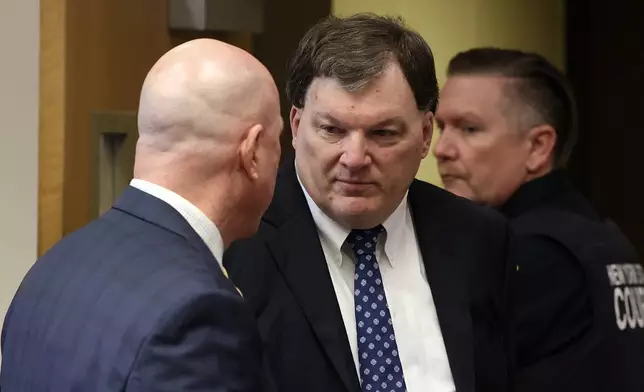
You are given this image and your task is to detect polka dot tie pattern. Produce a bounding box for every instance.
[347,226,407,392]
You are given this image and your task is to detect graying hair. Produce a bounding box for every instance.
[286,13,439,113]
[447,47,578,167]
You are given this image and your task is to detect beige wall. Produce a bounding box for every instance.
[0,0,40,356]
[333,0,565,185]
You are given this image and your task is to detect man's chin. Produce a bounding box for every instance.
[323,198,378,226]
[331,196,371,210]
[330,195,402,228]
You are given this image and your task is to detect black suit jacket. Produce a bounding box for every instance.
[1,187,265,391]
[224,159,515,392]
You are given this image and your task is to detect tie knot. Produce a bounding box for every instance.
[346,225,385,256]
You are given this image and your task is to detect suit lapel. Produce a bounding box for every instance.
[409,181,475,392]
[266,161,361,392]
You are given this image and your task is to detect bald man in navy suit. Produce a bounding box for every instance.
[1,38,283,391]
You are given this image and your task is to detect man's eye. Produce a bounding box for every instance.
[321,126,343,134]
[372,129,397,137]
[463,126,477,133]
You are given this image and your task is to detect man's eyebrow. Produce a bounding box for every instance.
[437,111,484,125]
[313,112,333,121]
[314,112,406,128]
[371,116,405,128]
[461,111,484,121]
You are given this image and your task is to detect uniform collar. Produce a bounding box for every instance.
[499,170,574,219]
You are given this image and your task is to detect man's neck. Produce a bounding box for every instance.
[134,175,238,248]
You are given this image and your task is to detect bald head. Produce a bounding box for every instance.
[132,39,283,245]
[136,38,280,162]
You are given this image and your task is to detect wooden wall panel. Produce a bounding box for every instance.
[63,0,172,235]
[38,0,66,255]
[40,0,174,254]
[39,1,290,254]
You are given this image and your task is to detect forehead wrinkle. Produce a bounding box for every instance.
[310,90,406,128]
[308,67,409,106]
[304,66,418,132]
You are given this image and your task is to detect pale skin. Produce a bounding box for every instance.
[134,38,283,246]
[434,74,557,207]
[291,62,434,230]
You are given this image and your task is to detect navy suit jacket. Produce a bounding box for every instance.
[1,186,265,391]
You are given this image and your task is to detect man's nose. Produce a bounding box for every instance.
[339,131,371,169]
[433,129,457,162]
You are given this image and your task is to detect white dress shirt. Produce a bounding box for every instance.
[297,175,456,392]
[129,179,225,266]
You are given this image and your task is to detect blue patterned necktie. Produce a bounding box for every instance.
[347,226,407,392]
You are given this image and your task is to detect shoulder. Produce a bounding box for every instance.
[410,179,505,217]
[509,205,606,259]
[408,180,511,290]
[127,255,252,361]
[143,285,251,338]
[43,211,232,319]
[128,287,262,391]
[508,206,601,282]
[408,179,508,238]
[513,231,581,274]
[508,210,589,310]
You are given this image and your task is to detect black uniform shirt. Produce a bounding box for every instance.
[500,170,597,368]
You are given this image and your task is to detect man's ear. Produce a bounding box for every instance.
[290,106,302,150]
[526,124,557,173]
[421,111,434,158]
[239,124,264,180]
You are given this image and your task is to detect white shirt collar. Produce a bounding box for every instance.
[129,179,225,266]
[381,191,410,268]
[296,169,409,268]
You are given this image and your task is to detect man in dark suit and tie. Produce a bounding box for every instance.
[224,14,515,392]
[0,38,283,391]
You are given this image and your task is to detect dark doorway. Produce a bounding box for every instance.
[566,0,644,254]
[253,0,332,161]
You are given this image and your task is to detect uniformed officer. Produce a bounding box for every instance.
[433,47,644,392]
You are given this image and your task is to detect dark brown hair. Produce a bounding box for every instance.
[286,13,439,113]
[447,47,578,167]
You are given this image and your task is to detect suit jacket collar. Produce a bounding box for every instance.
[265,159,475,392]
[265,159,361,392]
[112,186,223,278]
[129,179,225,262]
[295,166,409,269]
